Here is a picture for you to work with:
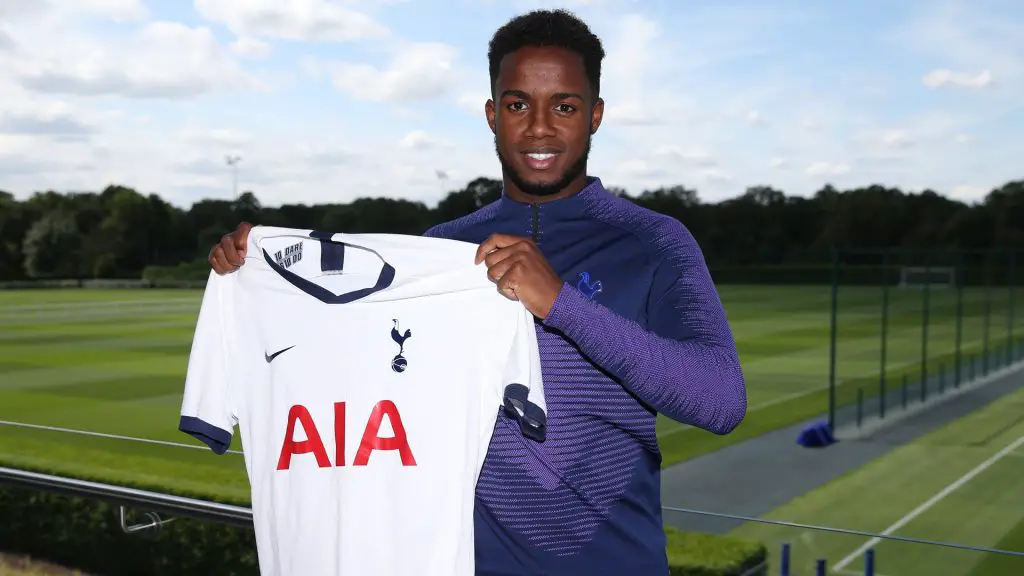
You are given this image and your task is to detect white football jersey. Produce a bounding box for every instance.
[179,226,546,576]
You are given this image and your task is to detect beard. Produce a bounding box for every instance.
[494,135,591,198]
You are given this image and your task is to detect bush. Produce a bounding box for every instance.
[141,259,211,283]
[0,484,259,575]
[666,526,767,575]
[0,467,766,575]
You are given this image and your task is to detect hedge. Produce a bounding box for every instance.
[141,259,212,283]
[666,526,767,576]
[0,468,767,575]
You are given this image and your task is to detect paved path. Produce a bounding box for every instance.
[659,365,1024,535]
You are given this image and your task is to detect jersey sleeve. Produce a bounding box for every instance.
[178,270,238,455]
[500,304,547,442]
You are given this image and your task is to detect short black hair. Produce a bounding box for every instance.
[487,9,605,99]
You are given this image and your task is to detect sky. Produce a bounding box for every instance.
[0,0,1020,209]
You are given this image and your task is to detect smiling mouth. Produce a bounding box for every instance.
[523,151,561,170]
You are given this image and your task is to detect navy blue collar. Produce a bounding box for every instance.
[495,176,608,220]
[262,231,396,304]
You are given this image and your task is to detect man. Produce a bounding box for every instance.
[208,9,746,575]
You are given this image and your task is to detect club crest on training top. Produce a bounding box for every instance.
[390,319,412,373]
[576,271,603,300]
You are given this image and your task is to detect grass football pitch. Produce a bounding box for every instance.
[0,284,1017,505]
[727,382,1024,576]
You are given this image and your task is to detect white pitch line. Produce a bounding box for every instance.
[831,432,1024,573]
[0,419,243,455]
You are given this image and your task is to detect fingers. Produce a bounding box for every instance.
[234,222,252,253]
[477,235,535,300]
[488,252,527,301]
[209,237,238,275]
[482,240,532,270]
[485,252,521,283]
[475,233,531,264]
[495,263,521,300]
[220,234,243,267]
[208,222,252,275]
[209,247,232,275]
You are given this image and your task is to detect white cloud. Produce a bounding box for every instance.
[879,129,914,149]
[400,130,453,150]
[4,13,259,100]
[922,68,993,89]
[656,146,718,168]
[700,168,731,183]
[0,109,97,140]
[193,0,389,42]
[2,0,149,22]
[73,0,148,22]
[617,159,665,179]
[321,42,460,102]
[456,92,488,115]
[230,37,271,59]
[799,118,822,133]
[805,162,850,177]
[951,185,987,201]
[0,1,1020,209]
[892,1,1021,98]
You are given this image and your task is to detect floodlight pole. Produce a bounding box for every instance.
[226,155,242,200]
[436,169,448,196]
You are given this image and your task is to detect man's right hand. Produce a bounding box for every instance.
[209,222,253,275]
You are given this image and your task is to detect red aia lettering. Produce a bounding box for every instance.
[276,400,416,470]
[275,404,331,470]
[354,400,416,466]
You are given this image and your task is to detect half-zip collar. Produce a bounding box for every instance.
[495,176,608,243]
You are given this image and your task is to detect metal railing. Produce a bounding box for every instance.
[4,465,1024,562]
[0,466,251,533]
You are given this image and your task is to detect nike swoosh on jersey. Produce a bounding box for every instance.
[265,345,295,363]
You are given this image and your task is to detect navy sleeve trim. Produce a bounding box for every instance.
[503,383,547,442]
[179,416,233,455]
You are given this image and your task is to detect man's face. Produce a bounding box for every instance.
[486,45,604,199]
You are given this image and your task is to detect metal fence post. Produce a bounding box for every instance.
[984,250,992,376]
[879,249,890,419]
[828,247,840,431]
[955,250,964,388]
[1007,249,1016,366]
[921,249,931,403]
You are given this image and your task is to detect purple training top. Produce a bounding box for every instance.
[424,176,747,575]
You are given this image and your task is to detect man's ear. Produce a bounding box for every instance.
[590,98,604,134]
[485,99,497,134]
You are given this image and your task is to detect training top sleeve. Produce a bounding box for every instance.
[499,304,546,442]
[178,270,238,455]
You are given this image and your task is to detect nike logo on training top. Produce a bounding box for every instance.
[265,345,295,363]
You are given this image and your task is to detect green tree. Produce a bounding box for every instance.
[21,208,83,278]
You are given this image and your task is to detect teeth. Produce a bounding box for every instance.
[527,153,555,160]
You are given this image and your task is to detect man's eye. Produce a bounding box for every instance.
[508,102,527,111]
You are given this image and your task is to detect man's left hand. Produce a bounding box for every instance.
[475,234,564,319]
